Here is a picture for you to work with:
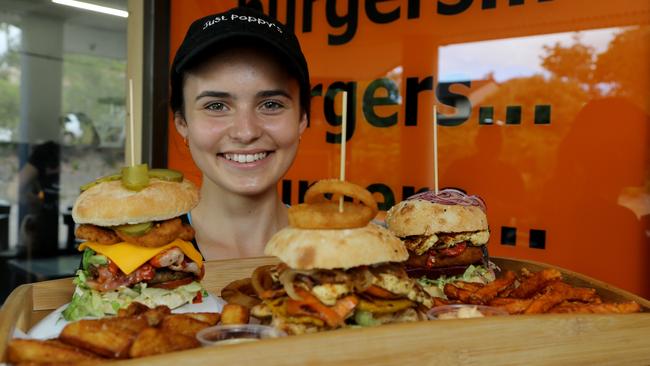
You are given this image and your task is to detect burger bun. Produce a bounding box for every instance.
[386,199,488,237]
[265,223,408,270]
[72,179,199,226]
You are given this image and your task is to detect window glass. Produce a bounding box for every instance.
[0,0,127,302]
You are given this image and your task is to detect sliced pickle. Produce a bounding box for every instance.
[121,164,150,191]
[114,221,153,236]
[79,173,121,192]
[148,168,183,182]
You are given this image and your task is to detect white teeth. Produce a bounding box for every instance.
[224,152,268,163]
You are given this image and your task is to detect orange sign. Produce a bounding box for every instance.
[168,0,650,298]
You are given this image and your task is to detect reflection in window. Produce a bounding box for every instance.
[0,2,127,302]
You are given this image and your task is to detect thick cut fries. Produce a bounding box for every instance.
[7,339,103,364]
[160,314,213,337]
[59,317,148,358]
[129,327,200,358]
[9,304,223,364]
[220,303,251,325]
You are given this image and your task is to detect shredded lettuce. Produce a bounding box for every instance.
[62,269,204,321]
[417,263,497,299]
[354,310,381,327]
[81,248,107,271]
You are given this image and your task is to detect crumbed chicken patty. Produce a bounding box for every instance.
[76,218,195,247]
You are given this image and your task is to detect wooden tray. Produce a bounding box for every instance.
[2,256,649,365]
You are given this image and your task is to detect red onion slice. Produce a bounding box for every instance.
[407,188,487,212]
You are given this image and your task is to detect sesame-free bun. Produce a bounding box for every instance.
[385,199,488,237]
[72,179,199,226]
[265,223,408,270]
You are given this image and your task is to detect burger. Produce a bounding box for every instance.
[62,166,204,321]
[385,189,495,297]
[250,180,433,335]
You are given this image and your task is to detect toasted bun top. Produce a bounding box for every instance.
[385,199,488,237]
[72,179,199,226]
[265,223,408,270]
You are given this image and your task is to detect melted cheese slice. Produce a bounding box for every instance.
[78,239,203,275]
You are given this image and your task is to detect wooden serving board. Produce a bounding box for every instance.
[1,256,649,365]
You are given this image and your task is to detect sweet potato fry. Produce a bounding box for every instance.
[220,303,251,325]
[443,283,474,304]
[181,312,221,325]
[549,301,641,314]
[129,327,200,358]
[7,339,102,364]
[453,281,484,293]
[59,317,148,358]
[489,297,533,314]
[523,287,568,314]
[546,281,600,303]
[510,268,562,299]
[470,270,516,304]
[160,314,211,337]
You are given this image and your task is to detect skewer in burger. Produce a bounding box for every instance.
[249,180,433,335]
[63,164,205,321]
[385,189,495,297]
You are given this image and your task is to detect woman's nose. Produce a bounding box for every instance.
[228,111,263,143]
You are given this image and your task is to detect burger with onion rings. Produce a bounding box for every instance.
[249,180,433,335]
[385,189,496,298]
[62,166,205,321]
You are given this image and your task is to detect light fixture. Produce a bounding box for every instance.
[51,0,128,18]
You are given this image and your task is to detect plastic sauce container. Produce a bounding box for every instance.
[427,304,509,320]
[196,324,287,347]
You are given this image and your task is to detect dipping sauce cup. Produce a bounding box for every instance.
[196,324,287,347]
[427,304,509,320]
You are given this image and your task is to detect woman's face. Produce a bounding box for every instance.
[176,47,307,196]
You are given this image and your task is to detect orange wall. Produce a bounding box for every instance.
[168,0,650,298]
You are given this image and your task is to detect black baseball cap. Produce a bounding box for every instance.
[170,6,310,116]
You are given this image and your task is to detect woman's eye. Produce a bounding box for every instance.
[206,102,227,112]
[261,101,283,110]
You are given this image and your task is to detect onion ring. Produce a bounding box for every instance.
[220,278,262,309]
[289,180,378,229]
[288,202,375,229]
[251,265,275,297]
[304,179,378,216]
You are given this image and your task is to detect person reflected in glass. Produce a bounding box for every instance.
[170,7,310,260]
[15,140,61,257]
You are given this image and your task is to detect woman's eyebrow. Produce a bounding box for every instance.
[195,90,231,101]
[256,89,292,99]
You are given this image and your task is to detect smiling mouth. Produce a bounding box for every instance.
[221,151,270,163]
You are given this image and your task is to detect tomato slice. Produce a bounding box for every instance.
[438,242,467,257]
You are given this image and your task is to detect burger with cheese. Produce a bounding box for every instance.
[385,189,495,297]
[249,180,433,335]
[62,166,204,321]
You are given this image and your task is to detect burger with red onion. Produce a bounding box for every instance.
[62,165,205,321]
[385,189,495,297]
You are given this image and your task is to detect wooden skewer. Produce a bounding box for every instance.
[433,104,439,194]
[339,91,348,212]
[128,78,136,166]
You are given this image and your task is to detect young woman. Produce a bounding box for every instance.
[170,7,311,260]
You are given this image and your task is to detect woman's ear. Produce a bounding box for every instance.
[174,112,188,139]
[298,112,308,135]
